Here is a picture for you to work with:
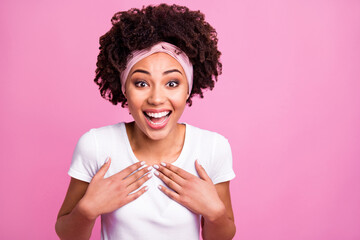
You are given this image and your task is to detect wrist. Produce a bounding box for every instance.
[74,199,98,221]
[203,203,227,223]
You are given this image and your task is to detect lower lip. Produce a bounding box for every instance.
[144,113,171,130]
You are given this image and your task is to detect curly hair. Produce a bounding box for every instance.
[94,4,222,107]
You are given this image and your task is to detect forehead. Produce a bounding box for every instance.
[131,52,185,73]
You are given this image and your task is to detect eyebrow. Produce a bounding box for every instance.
[163,69,183,75]
[131,69,183,77]
[131,69,150,76]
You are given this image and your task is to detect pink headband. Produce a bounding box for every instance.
[120,42,193,94]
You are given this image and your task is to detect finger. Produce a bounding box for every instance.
[125,166,152,186]
[195,160,212,182]
[114,161,146,180]
[127,172,153,193]
[156,162,193,180]
[126,185,149,203]
[93,157,111,180]
[154,170,182,193]
[154,164,185,185]
[158,185,180,202]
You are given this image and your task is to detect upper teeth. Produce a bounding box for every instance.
[146,111,170,118]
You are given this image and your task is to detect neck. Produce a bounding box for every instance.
[125,122,186,165]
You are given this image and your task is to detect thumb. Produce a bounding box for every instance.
[195,160,212,182]
[93,157,111,180]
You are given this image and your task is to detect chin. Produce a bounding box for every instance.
[143,126,173,141]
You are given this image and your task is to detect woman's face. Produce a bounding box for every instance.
[125,52,189,141]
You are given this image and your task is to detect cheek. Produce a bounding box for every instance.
[170,92,188,110]
[126,96,142,114]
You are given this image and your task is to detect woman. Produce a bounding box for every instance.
[55,4,236,240]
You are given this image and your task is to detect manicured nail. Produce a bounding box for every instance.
[147,173,153,178]
[147,166,153,171]
[145,186,149,191]
[140,161,146,165]
[153,164,159,169]
[158,185,162,190]
[154,171,159,176]
[160,162,166,167]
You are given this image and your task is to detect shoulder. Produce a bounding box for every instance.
[185,123,232,158]
[75,122,124,151]
[186,123,230,146]
[87,122,123,136]
[70,122,126,181]
[77,122,124,141]
[185,124,235,184]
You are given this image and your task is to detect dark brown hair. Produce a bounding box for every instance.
[94,4,222,107]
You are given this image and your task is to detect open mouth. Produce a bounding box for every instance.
[143,111,172,127]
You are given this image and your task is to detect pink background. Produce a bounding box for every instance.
[1,0,359,239]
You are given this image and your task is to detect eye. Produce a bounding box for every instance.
[166,80,179,88]
[135,81,149,88]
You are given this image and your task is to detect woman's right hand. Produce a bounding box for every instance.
[77,158,152,220]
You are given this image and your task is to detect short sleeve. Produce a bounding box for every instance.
[68,130,99,182]
[210,136,236,185]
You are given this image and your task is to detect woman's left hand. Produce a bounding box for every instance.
[154,160,226,221]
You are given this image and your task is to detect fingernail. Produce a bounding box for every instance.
[160,162,166,167]
[158,185,162,190]
[105,157,110,163]
[140,161,146,165]
[153,164,159,169]
[145,186,149,191]
[154,171,159,176]
[147,173,153,178]
[147,166,152,171]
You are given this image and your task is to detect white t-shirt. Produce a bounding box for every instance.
[68,122,235,240]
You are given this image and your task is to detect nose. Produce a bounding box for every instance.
[147,85,166,105]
